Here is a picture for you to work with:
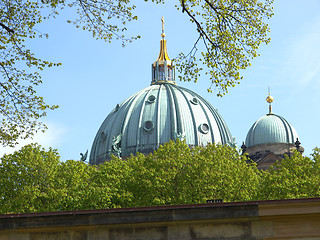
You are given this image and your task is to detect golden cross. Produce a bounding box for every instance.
[161,16,165,29]
[161,16,165,38]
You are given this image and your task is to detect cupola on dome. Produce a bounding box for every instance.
[242,92,303,170]
[245,93,298,147]
[89,18,234,164]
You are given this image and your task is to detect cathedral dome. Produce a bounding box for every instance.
[89,18,233,164]
[242,93,302,170]
[245,113,299,147]
[89,83,233,164]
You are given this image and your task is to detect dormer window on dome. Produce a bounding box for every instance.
[151,17,176,85]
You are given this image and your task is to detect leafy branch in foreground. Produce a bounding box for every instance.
[0,0,61,146]
[0,0,139,146]
[172,0,274,96]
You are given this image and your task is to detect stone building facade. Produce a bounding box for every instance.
[0,198,319,240]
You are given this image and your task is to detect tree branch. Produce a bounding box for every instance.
[0,23,14,34]
[180,0,218,49]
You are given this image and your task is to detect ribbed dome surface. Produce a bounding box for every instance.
[245,113,298,148]
[90,83,233,164]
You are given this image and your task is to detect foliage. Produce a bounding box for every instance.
[0,141,257,213]
[0,144,61,213]
[0,0,138,146]
[122,140,259,207]
[90,157,132,208]
[1,141,318,214]
[55,160,107,211]
[256,150,320,200]
[0,0,273,145]
[0,0,61,146]
[0,144,112,213]
[171,0,274,96]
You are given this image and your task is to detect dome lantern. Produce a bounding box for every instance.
[151,17,176,85]
[244,93,302,170]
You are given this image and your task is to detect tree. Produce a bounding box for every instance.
[0,142,320,214]
[0,0,138,146]
[0,144,61,213]
[0,0,273,145]
[88,157,133,209]
[55,160,114,211]
[0,0,60,146]
[121,140,259,207]
[0,141,260,213]
[256,150,320,200]
[0,144,113,213]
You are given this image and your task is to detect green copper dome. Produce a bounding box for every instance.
[89,18,233,164]
[89,83,233,164]
[245,113,299,147]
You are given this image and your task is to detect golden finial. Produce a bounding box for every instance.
[161,16,166,38]
[151,17,175,85]
[266,95,274,103]
[155,16,170,63]
[266,87,274,114]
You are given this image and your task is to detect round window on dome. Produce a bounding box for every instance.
[144,121,154,132]
[199,123,209,134]
[147,95,156,103]
[190,97,199,105]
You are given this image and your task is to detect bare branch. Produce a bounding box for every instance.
[181,0,218,49]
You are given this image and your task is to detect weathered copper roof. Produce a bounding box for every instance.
[245,113,299,147]
[90,83,233,164]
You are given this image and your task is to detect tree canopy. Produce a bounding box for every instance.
[0,141,319,214]
[0,0,273,146]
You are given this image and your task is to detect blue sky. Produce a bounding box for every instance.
[1,0,320,160]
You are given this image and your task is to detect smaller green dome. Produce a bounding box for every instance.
[245,113,298,147]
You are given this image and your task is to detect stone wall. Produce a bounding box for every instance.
[0,198,319,240]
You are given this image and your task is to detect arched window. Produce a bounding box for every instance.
[159,65,165,80]
[168,66,172,80]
